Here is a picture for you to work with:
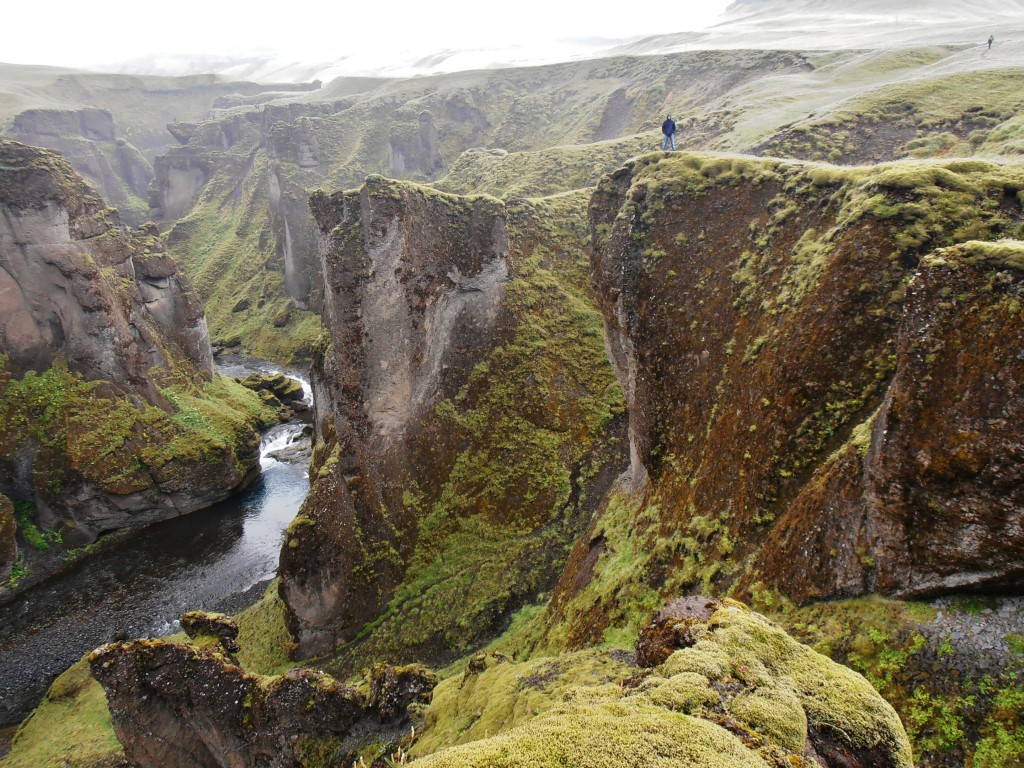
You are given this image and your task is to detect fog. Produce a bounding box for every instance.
[4,0,734,77]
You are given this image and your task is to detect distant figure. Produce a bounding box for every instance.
[662,114,677,151]
[988,35,995,50]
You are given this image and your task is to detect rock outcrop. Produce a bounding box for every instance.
[11,108,154,226]
[412,600,913,768]
[0,141,271,551]
[90,639,435,768]
[0,142,210,388]
[754,239,1024,600]
[281,178,512,657]
[549,153,1024,637]
[279,181,627,660]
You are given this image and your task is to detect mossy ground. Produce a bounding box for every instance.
[0,659,122,768]
[435,136,652,199]
[412,604,912,768]
[234,580,297,676]
[758,69,1024,163]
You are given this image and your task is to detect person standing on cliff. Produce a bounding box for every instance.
[988,34,995,50]
[662,114,677,151]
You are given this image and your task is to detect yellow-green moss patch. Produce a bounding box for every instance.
[1,659,121,768]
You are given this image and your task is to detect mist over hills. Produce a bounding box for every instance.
[16,0,1022,83]
[617,0,1024,55]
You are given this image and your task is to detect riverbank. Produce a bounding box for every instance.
[0,362,312,731]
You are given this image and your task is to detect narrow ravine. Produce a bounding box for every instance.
[0,364,311,728]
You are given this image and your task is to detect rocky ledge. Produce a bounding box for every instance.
[90,639,435,768]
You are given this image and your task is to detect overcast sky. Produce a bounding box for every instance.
[4,0,736,69]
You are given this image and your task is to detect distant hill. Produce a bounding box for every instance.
[615,0,1024,54]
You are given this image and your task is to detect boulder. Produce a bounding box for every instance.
[239,372,306,405]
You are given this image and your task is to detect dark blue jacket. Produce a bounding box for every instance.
[662,118,676,136]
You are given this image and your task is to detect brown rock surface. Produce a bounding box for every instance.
[0,493,16,583]
[635,596,722,667]
[280,178,510,657]
[555,153,1024,626]
[90,639,435,768]
[754,241,1024,600]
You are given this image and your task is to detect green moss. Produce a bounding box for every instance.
[326,191,625,667]
[972,674,1024,768]
[232,581,298,676]
[923,239,1024,272]
[659,606,912,763]
[436,135,652,199]
[166,152,320,365]
[414,605,911,768]
[0,355,273,507]
[636,671,720,714]
[415,701,771,768]
[1,659,122,768]
[727,686,807,754]
[414,648,636,756]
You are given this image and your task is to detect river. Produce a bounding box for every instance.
[0,365,311,728]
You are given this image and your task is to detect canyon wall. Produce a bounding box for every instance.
[0,140,272,552]
[279,179,627,660]
[547,153,1024,645]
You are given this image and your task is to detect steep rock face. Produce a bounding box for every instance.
[267,118,326,310]
[755,240,1024,600]
[280,182,627,661]
[149,146,215,221]
[0,141,211,399]
[11,108,154,225]
[389,111,445,176]
[281,178,511,657]
[550,153,1024,640]
[0,141,269,548]
[90,639,435,768]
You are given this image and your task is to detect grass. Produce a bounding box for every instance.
[1,659,122,768]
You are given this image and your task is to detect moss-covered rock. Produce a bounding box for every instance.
[279,180,627,665]
[88,637,436,768]
[0,491,17,583]
[180,611,241,654]
[413,602,912,768]
[0,140,275,579]
[545,151,1024,652]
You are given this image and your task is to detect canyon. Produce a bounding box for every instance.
[2,3,1024,767]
